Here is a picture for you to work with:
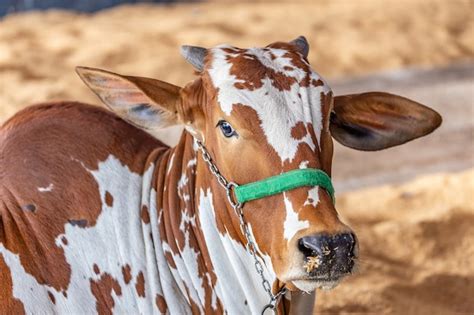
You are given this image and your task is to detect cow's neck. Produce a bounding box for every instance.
[154,131,292,314]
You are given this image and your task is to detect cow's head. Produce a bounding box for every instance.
[76,37,441,292]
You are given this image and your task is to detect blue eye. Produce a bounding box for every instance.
[217,120,237,138]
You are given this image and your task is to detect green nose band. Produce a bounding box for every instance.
[234,168,335,204]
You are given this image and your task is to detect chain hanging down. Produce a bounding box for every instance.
[196,140,287,314]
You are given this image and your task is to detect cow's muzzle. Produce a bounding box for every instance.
[297,232,357,279]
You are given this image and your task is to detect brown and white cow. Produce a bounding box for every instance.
[0,37,441,314]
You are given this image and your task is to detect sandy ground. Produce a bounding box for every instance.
[0,0,473,120]
[316,169,474,314]
[1,1,473,313]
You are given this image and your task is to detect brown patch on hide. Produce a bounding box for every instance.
[135,271,146,297]
[93,264,100,275]
[319,91,334,174]
[291,122,308,140]
[141,205,150,224]
[90,273,122,315]
[312,79,324,87]
[0,254,26,314]
[121,264,132,284]
[47,291,56,304]
[224,46,297,92]
[105,191,113,207]
[156,294,167,313]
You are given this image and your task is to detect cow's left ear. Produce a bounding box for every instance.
[330,92,442,151]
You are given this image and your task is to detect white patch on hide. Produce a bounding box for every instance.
[178,173,188,190]
[162,227,205,314]
[187,158,197,168]
[37,183,54,192]
[304,187,320,207]
[283,194,309,242]
[299,161,309,169]
[198,188,277,314]
[167,152,175,175]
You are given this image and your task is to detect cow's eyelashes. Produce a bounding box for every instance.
[216,120,238,138]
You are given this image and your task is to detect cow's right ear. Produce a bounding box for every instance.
[76,66,182,133]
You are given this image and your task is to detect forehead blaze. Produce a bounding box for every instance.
[205,43,332,164]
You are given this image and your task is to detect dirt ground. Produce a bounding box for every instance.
[0,0,473,120]
[0,0,473,313]
[316,169,474,314]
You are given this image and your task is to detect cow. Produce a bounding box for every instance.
[0,36,441,314]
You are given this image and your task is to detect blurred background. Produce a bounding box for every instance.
[0,0,172,16]
[0,0,472,313]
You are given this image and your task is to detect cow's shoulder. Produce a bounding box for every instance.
[0,101,166,294]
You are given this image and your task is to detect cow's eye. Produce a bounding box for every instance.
[217,120,237,138]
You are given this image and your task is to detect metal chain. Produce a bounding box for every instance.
[196,140,287,314]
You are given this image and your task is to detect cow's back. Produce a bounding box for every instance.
[0,102,168,313]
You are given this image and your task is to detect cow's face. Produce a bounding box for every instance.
[189,41,356,291]
[77,37,441,292]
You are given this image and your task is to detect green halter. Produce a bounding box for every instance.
[196,140,335,205]
[234,168,335,204]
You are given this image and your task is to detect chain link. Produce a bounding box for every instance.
[196,140,287,314]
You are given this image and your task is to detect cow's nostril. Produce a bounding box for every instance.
[333,232,356,258]
[298,235,328,258]
[298,238,318,258]
[348,233,357,257]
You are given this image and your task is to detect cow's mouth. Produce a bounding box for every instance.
[296,272,350,282]
[290,276,345,291]
[287,271,353,292]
